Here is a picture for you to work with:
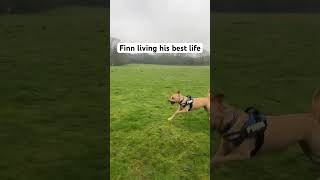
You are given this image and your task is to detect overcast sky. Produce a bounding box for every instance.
[110,0,210,51]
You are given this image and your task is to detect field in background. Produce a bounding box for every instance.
[0,7,107,180]
[110,64,210,179]
[213,13,320,179]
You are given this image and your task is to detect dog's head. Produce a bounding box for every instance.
[211,93,228,129]
[211,94,240,131]
[168,90,183,104]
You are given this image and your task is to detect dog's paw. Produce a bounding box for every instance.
[167,117,173,121]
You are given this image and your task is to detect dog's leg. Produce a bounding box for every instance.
[168,107,181,121]
[212,139,232,170]
[212,141,252,166]
[310,138,320,179]
[299,140,313,160]
[303,131,320,179]
[168,108,188,121]
[310,149,320,179]
[204,105,209,113]
[168,109,180,121]
[212,151,251,165]
[299,140,319,179]
[212,143,224,172]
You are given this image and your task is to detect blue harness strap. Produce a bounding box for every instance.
[245,107,267,156]
[223,107,268,156]
[186,96,193,111]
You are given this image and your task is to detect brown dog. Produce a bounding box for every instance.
[167,90,210,121]
[211,89,320,178]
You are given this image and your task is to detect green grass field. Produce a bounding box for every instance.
[0,7,107,179]
[2,6,320,180]
[213,13,320,179]
[110,64,210,179]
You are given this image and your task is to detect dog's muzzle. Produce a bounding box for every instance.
[168,100,175,104]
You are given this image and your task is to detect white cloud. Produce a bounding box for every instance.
[110,0,210,51]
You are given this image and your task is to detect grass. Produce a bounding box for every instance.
[2,6,319,180]
[0,7,107,179]
[110,64,210,179]
[212,13,320,179]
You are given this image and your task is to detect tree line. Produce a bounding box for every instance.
[212,0,320,12]
[0,0,106,14]
[110,53,210,66]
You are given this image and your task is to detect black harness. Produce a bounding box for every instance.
[179,96,193,111]
[222,107,268,157]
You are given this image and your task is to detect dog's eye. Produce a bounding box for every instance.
[171,97,173,99]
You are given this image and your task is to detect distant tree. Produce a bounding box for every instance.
[110,37,120,55]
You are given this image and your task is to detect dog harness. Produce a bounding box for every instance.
[222,107,268,157]
[180,96,193,111]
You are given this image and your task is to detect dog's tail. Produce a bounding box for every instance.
[312,88,320,123]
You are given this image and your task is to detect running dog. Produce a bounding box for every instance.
[167,90,210,121]
[211,89,320,179]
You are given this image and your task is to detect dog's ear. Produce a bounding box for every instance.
[177,90,180,94]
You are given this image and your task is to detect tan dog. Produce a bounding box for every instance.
[167,90,210,121]
[211,89,320,178]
